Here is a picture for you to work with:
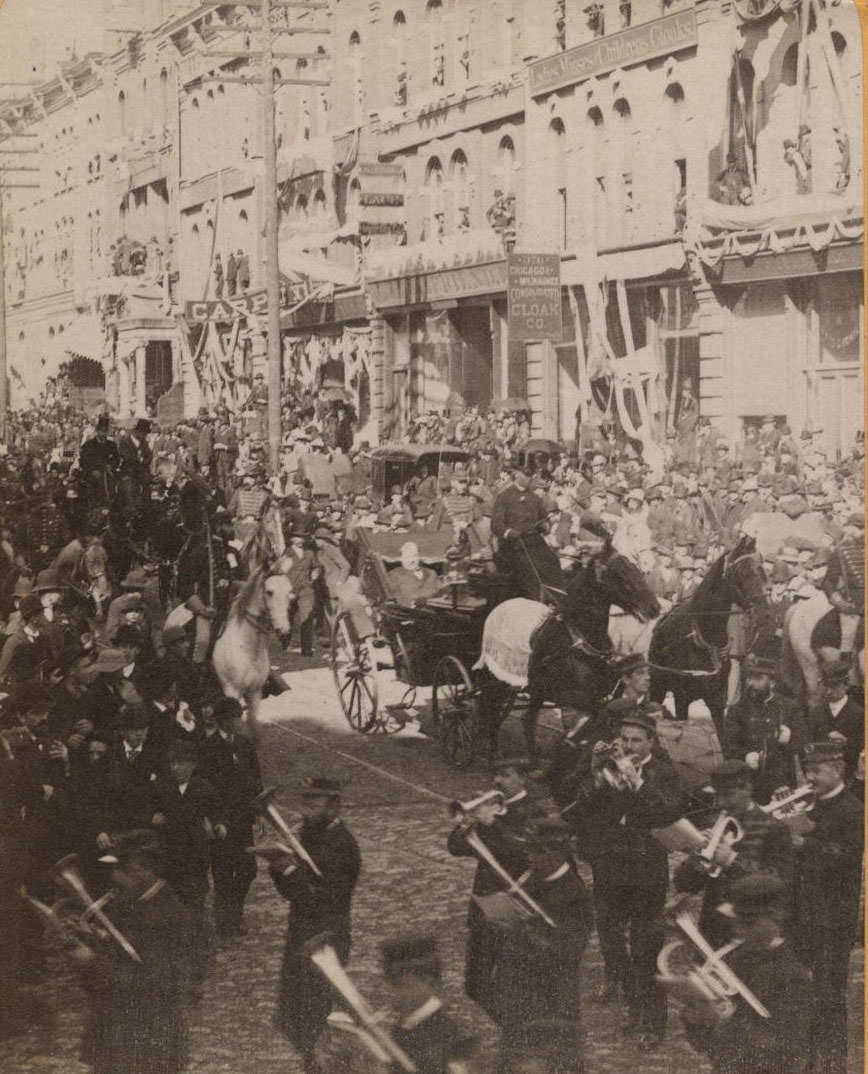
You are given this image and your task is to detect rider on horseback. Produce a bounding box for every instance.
[78,413,120,507]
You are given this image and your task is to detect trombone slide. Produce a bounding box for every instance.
[465,829,557,929]
[54,856,142,963]
[675,912,770,1019]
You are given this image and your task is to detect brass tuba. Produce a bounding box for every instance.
[305,934,418,1073]
[593,740,642,792]
[50,854,141,962]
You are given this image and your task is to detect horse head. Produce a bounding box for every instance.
[722,534,768,616]
[595,543,661,624]
[261,557,295,644]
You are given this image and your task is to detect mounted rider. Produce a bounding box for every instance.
[117,417,153,513]
[78,413,120,507]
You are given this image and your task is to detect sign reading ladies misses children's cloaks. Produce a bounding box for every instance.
[507,253,562,342]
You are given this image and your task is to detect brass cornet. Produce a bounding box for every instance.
[698,812,743,878]
[305,934,418,1073]
[593,740,642,792]
[50,854,141,962]
[761,784,815,820]
[448,789,507,822]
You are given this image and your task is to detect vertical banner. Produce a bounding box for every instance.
[507,253,562,342]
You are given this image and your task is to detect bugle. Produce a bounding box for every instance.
[667,910,770,1019]
[252,786,323,878]
[464,828,557,929]
[698,812,743,878]
[305,934,417,1073]
[760,784,815,820]
[52,854,141,962]
[449,789,506,821]
[593,740,642,792]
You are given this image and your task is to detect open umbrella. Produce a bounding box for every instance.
[494,397,529,412]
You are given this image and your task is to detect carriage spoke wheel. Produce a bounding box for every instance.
[330,613,379,733]
[433,656,476,768]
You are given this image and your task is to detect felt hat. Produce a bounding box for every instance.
[12,575,34,599]
[19,593,43,619]
[93,648,129,674]
[34,569,64,593]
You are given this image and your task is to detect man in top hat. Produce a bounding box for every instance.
[380,934,476,1074]
[118,417,153,510]
[78,413,120,507]
[673,759,794,949]
[213,407,238,500]
[809,660,863,783]
[793,741,864,1074]
[258,777,361,1074]
[674,873,812,1074]
[721,641,807,804]
[387,541,441,610]
[567,704,682,1050]
[79,830,190,1074]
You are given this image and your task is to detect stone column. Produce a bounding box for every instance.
[134,344,147,415]
[117,355,131,416]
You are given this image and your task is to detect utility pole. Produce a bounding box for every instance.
[197,0,330,475]
[261,0,283,475]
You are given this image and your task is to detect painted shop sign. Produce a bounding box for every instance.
[359,192,405,207]
[529,11,697,97]
[507,253,562,341]
[367,259,507,308]
[185,280,313,322]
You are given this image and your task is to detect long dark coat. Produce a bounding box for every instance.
[80,881,190,1074]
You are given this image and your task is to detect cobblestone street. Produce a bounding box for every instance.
[5,659,865,1073]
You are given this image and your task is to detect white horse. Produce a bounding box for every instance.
[213,561,294,738]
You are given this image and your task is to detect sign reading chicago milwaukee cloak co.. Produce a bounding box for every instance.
[507,253,562,341]
[529,11,697,97]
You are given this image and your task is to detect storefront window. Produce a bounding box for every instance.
[816,273,862,365]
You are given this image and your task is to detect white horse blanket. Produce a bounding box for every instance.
[474,598,551,688]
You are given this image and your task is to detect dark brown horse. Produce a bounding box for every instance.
[648,534,770,733]
[476,542,661,765]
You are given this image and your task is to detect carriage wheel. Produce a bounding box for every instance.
[330,613,379,733]
[433,656,476,768]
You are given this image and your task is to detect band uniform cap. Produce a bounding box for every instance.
[711,759,754,787]
[34,569,64,592]
[13,575,34,598]
[213,697,244,723]
[93,647,130,673]
[19,593,43,619]
[728,874,788,916]
[492,756,533,773]
[614,653,649,678]
[616,708,657,736]
[121,567,149,590]
[301,776,343,798]
[803,740,845,764]
[607,696,644,723]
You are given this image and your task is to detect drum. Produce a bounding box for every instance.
[656,716,722,791]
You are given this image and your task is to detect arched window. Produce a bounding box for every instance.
[18,331,25,342]
[831,31,846,56]
[394,10,406,27]
[349,30,361,46]
[549,118,568,247]
[614,97,631,120]
[665,82,685,104]
[423,156,444,239]
[348,31,363,119]
[294,195,309,219]
[118,90,127,135]
[613,99,633,235]
[497,135,517,193]
[313,188,327,216]
[426,0,445,88]
[347,178,362,221]
[160,69,169,126]
[49,326,55,337]
[450,149,470,230]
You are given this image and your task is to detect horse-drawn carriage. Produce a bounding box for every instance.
[330,527,507,765]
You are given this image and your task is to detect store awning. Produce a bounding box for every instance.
[280,249,358,287]
[561,242,685,285]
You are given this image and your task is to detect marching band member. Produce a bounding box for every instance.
[568,705,682,1051]
[793,741,864,1074]
[257,777,361,1074]
[674,874,812,1074]
[673,760,794,948]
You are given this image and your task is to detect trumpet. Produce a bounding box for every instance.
[760,784,815,820]
[305,934,418,1073]
[252,786,323,878]
[593,740,642,792]
[464,827,557,929]
[698,812,743,878]
[657,910,770,1020]
[51,854,141,962]
[449,789,507,822]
